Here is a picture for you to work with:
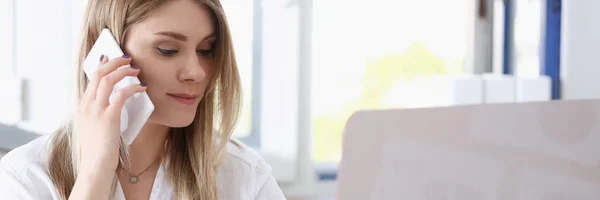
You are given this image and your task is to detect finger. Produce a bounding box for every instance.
[107,83,148,115]
[83,54,109,101]
[96,66,141,106]
[87,54,132,101]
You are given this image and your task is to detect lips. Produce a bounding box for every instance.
[168,93,198,105]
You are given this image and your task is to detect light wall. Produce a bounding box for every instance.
[561,0,600,100]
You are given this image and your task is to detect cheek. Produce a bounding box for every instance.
[129,56,178,102]
[137,63,172,85]
[201,59,215,80]
[136,62,178,102]
[124,38,176,85]
[129,53,176,86]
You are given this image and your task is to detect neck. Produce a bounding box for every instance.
[128,122,170,171]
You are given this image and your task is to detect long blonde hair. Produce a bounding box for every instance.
[47,0,241,199]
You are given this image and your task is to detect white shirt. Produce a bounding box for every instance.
[0,135,286,200]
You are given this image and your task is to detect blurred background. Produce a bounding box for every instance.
[1,0,598,199]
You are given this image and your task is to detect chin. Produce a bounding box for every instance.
[165,116,196,128]
[149,111,197,128]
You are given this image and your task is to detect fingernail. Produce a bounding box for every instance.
[99,55,104,62]
[122,54,131,58]
[131,65,140,69]
[140,83,147,87]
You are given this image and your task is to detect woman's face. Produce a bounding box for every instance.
[124,0,215,128]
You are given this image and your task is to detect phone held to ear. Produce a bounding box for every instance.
[82,28,154,145]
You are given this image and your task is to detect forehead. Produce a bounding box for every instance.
[133,0,215,40]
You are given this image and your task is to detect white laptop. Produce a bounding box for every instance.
[337,99,600,200]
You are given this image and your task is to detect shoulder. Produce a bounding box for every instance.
[0,134,55,199]
[216,140,281,198]
[0,134,51,172]
[222,140,272,173]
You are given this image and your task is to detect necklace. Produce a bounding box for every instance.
[121,157,161,184]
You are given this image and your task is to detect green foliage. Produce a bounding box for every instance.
[313,41,451,162]
[358,41,447,108]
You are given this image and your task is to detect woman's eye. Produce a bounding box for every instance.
[156,47,178,56]
[197,49,213,56]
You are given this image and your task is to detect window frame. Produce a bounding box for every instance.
[0,0,21,128]
[235,0,264,148]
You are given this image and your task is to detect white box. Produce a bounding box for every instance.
[482,74,516,104]
[449,75,484,106]
[516,75,551,102]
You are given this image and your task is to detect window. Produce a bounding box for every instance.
[0,0,13,75]
[0,0,17,125]
[11,0,78,133]
[513,0,542,77]
[493,0,543,76]
[220,0,254,139]
[312,0,475,163]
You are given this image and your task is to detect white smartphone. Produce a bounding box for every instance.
[82,28,154,145]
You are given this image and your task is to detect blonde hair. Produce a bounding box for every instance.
[47,0,241,199]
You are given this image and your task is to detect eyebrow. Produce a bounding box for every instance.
[154,31,216,42]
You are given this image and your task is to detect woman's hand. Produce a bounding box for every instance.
[70,54,145,199]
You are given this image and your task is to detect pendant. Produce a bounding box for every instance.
[130,176,138,184]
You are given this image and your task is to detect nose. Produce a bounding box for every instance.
[178,55,208,83]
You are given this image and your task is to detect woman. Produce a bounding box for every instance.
[0,0,285,199]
